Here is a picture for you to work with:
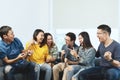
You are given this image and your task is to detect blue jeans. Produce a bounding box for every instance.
[65,65,81,80]
[78,66,120,80]
[35,63,52,80]
[4,61,36,80]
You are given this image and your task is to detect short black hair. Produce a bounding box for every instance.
[33,29,45,47]
[66,32,76,41]
[0,25,12,39]
[97,24,111,36]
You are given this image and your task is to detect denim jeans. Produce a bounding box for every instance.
[62,65,81,80]
[35,63,52,80]
[78,66,120,80]
[4,60,36,80]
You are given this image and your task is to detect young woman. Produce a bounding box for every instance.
[25,29,52,80]
[44,33,58,61]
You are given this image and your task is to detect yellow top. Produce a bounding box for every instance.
[25,42,50,64]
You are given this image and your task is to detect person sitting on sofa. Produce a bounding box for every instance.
[78,24,120,80]
[0,25,36,80]
[25,29,52,80]
[44,32,59,67]
[62,31,96,80]
[52,32,79,80]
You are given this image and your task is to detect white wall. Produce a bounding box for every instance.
[0,0,51,46]
[53,0,119,50]
[53,0,118,29]
[0,0,119,50]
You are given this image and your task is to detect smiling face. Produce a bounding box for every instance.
[65,36,73,47]
[78,35,83,45]
[3,30,14,43]
[47,35,53,46]
[97,29,108,43]
[36,32,44,43]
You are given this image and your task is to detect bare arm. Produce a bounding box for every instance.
[3,53,27,64]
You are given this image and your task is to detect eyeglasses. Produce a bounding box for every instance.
[97,31,106,35]
[65,39,71,42]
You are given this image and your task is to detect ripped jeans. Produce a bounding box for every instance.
[35,63,52,80]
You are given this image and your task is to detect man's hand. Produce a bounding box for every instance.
[70,50,77,57]
[18,53,27,59]
[61,50,65,56]
[104,51,112,61]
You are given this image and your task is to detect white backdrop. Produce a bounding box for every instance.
[0,0,51,46]
[0,0,119,50]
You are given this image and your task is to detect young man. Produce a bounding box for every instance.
[52,32,79,80]
[78,24,120,80]
[0,26,36,80]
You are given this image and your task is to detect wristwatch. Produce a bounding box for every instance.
[77,56,80,59]
[108,59,114,62]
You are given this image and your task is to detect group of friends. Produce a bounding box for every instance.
[0,24,120,80]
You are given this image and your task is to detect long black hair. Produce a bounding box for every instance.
[44,32,55,48]
[79,31,93,49]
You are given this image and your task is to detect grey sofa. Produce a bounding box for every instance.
[0,59,48,80]
[0,60,25,80]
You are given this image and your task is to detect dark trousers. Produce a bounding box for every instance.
[78,66,120,80]
[4,61,36,80]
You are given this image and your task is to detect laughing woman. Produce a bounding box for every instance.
[44,33,59,67]
[25,29,52,80]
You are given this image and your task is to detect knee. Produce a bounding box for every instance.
[4,65,12,74]
[44,65,51,73]
[47,65,51,70]
[34,64,40,72]
[53,65,58,72]
[66,66,73,71]
[72,76,77,80]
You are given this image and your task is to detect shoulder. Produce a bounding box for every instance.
[26,40,32,45]
[42,44,49,49]
[54,43,58,47]
[74,43,79,49]
[88,47,96,52]
[14,37,21,42]
[62,44,67,48]
[109,40,120,49]
[0,40,5,47]
[62,44,66,47]
[61,44,68,50]
[112,40,120,46]
[43,44,49,51]
[13,37,23,45]
[0,40,6,51]
[52,44,58,49]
